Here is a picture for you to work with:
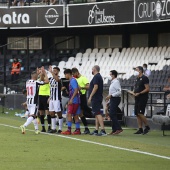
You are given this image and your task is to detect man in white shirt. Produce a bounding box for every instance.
[143,64,151,77]
[105,70,123,135]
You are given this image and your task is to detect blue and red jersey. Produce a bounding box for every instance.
[69,77,80,104]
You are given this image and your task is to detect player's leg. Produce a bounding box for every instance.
[38,96,46,132]
[79,94,90,134]
[45,109,51,132]
[48,100,57,133]
[20,104,38,134]
[62,96,69,125]
[61,104,73,135]
[72,105,81,135]
[54,100,63,133]
[39,110,46,132]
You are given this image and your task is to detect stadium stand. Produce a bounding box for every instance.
[56,47,170,93]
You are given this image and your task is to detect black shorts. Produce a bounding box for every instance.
[38,95,49,110]
[80,94,87,110]
[134,96,148,115]
[91,100,102,116]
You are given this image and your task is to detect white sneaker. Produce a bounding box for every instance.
[20,125,25,134]
[35,130,40,135]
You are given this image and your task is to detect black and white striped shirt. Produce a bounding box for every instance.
[26,79,44,104]
[49,77,61,101]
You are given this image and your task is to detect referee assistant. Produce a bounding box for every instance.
[130,66,150,135]
[37,67,51,132]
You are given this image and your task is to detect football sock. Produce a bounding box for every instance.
[47,115,51,128]
[75,122,80,131]
[32,119,38,130]
[59,117,63,130]
[67,121,72,132]
[40,115,45,127]
[56,117,59,124]
[80,116,88,128]
[51,116,56,130]
[24,116,34,127]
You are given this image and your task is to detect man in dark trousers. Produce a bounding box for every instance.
[105,70,123,135]
[129,66,150,135]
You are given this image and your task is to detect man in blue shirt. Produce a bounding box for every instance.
[61,69,81,135]
[88,65,106,136]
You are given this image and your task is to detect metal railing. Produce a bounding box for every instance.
[122,89,167,118]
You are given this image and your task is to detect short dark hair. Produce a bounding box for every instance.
[143,63,147,68]
[31,71,37,75]
[64,69,72,75]
[137,66,144,73]
[110,70,118,78]
[53,67,60,71]
[72,67,79,74]
[37,65,42,69]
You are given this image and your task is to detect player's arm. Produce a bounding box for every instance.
[41,67,49,84]
[21,102,27,107]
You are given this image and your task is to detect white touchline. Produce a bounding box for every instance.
[0,123,170,160]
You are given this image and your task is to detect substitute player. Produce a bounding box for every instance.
[72,68,90,134]
[20,69,49,134]
[48,66,63,134]
[61,69,81,135]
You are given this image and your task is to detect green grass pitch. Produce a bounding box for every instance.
[0,108,169,170]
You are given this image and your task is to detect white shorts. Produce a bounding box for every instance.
[27,104,38,116]
[49,100,62,112]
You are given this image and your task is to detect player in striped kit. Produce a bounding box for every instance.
[48,66,63,134]
[20,68,49,134]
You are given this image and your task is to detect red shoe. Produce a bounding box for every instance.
[112,129,123,135]
[72,130,81,135]
[61,130,71,135]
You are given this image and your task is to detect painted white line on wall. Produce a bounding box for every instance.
[0,123,170,160]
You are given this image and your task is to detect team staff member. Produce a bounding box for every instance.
[11,58,21,83]
[37,66,51,133]
[88,65,106,136]
[129,66,150,135]
[105,70,123,135]
[72,68,90,134]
